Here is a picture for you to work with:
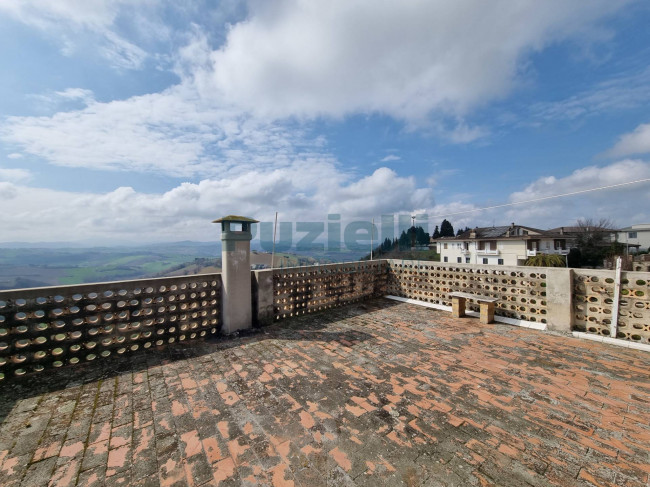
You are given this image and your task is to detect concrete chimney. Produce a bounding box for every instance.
[213,215,258,334]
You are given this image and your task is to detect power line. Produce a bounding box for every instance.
[427,177,650,220]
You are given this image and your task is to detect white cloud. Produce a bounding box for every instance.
[0,164,432,242]
[0,1,632,180]
[7,153,23,159]
[54,88,95,104]
[1,79,332,177]
[606,123,650,158]
[380,155,401,163]
[1,159,647,243]
[26,88,97,113]
[0,0,150,69]
[503,160,650,227]
[427,201,480,231]
[0,168,31,183]
[203,0,625,124]
[423,161,650,231]
[0,27,340,178]
[326,168,432,217]
[529,67,650,123]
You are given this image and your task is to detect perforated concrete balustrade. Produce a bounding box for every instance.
[0,274,221,381]
[2,259,648,382]
[272,261,388,320]
[574,269,650,344]
[386,260,549,324]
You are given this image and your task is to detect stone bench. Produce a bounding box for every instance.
[449,292,499,324]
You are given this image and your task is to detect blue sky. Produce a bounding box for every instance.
[1,0,650,244]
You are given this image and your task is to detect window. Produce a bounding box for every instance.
[465,257,470,263]
[629,232,637,239]
[443,243,448,249]
[482,258,488,264]
[443,256,448,262]
[522,230,528,235]
[478,241,496,251]
[498,259,504,265]
[457,257,462,263]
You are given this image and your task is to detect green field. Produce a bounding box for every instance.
[0,242,401,290]
[0,243,219,289]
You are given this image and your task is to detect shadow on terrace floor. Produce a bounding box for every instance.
[0,298,400,425]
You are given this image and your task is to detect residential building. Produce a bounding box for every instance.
[434,223,573,266]
[616,224,650,252]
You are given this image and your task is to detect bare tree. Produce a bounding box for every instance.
[574,218,618,267]
[575,218,616,245]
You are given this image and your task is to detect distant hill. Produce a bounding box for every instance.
[0,242,220,289]
[0,277,51,291]
[0,243,365,289]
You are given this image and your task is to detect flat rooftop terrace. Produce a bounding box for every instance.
[0,298,648,486]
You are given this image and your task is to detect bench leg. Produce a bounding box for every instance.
[480,302,495,324]
[452,297,466,318]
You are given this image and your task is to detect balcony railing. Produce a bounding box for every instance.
[528,249,569,256]
[0,274,221,380]
[477,249,499,255]
[1,258,648,382]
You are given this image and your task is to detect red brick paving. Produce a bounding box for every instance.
[0,298,649,486]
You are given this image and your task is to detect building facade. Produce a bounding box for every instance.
[434,224,573,266]
[617,224,650,252]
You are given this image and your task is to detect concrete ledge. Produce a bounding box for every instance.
[252,269,274,326]
[385,295,547,331]
[572,332,650,352]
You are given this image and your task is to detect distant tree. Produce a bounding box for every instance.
[381,237,393,253]
[439,219,455,237]
[432,225,440,239]
[525,254,566,267]
[604,241,626,259]
[398,230,410,250]
[415,226,430,246]
[574,218,617,267]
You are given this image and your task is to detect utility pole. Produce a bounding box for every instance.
[370,218,374,260]
[410,215,416,250]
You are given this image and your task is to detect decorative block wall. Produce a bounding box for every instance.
[0,274,221,381]
[272,261,387,320]
[386,260,548,323]
[2,257,648,382]
[573,269,650,344]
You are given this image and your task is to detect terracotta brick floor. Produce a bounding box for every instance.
[0,298,649,486]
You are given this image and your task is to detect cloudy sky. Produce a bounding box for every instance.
[1,0,650,244]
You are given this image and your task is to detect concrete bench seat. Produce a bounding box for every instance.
[448,292,499,324]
